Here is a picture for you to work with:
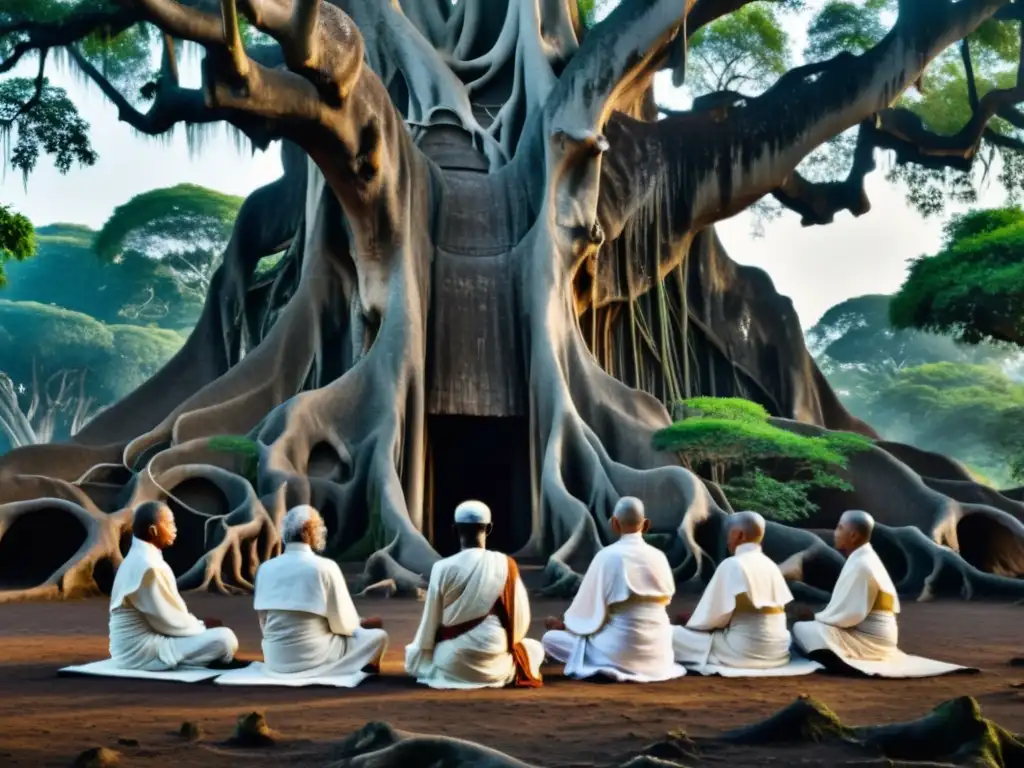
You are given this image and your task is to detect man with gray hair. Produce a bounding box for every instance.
[252,505,388,685]
[541,496,685,682]
[671,511,797,674]
[791,510,967,677]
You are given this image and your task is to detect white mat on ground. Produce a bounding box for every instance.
[690,656,823,678]
[214,661,370,688]
[58,658,223,683]
[841,653,975,679]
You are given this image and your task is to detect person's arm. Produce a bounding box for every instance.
[512,570,531,643]
[131,568,206,637]
[324,563,361,636]
[405,567,444,675]
[560,556,608,637]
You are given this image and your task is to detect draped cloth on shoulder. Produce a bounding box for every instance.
[543,533,685,683]
[405,548,545,689]
[792,544,971,678]
[435,556,542,688]
[672,543,794,673]
[108,537,237,671]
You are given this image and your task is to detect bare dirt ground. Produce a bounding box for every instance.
[0,586,1020,767]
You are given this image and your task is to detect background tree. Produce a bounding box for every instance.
[0,204,34,287]
[891,206,1024,347]
[94,184,245,299]
[0,299,185,451]
[2,222,204,329]
[1,0,1023,602]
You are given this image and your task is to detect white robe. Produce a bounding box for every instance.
[405,548,544,689]
[253,542,388,682]
[109,537,238,670]
[792,544,968,678]
[542,532,686,682]
[672,542,793,672]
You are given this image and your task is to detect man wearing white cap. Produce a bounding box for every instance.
[253,505,388,684]
[671,511,795,673]
[541,497,686,682]
[405,500,544,689]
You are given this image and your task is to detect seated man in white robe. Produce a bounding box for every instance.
[541,497,686,682]
[792,510,968,677]
[405,500,544,689]
[253,505,388,681]
[672,511,794,673]
[109,501,239,671]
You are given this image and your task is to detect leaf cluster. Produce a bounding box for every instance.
[890,206,1024,347]
[653,397,873,520]
[0,204,35,287]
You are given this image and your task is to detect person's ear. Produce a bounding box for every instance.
[611,517,621,535]
[147,524,158,542]
[485,523,493,536]
[641,519,651,534]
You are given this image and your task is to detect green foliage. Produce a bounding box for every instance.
[890,207,1024,347]
[338,492,389,562]
[653,397,872,521]
[0,77,97,180]
[2,223,202,330]
[688,5,790,94]
[804,0,888,61]
[0,204,35,287]
[207,435,259,485]
[0,299,183,445]
[95,183,243,261]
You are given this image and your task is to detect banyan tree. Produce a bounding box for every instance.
[1,0,1024,602]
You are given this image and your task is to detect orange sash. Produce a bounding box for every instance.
[433,555,543,688]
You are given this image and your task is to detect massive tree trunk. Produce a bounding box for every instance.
[1,0,1023,601]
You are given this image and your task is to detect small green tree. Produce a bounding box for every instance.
[653,398,873,521]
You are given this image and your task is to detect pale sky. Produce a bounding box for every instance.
[0,27,1006,329]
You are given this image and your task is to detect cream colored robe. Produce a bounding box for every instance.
[542,532,685,682]
[405,548,544,689]
[792,543,967,677]
[253,542,388,682]
[672,542,793,672]
[109,537,238,670]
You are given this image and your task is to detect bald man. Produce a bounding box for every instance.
[253,505,388,682]
[791,510,966,677]
[541,497,686,682]
[405,501,544,689]
[109,501,239,670]
[672,511,794,672]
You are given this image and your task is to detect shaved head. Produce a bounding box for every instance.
[834,509,874,555]
[729,510,766,543]
[611,497,649,537]
[840,509,874,539]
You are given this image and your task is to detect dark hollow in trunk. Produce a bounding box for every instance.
[0,508,88,590]
[427,415,532,557]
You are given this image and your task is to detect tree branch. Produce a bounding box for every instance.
[0,7,138,73]
[0,47,48,130]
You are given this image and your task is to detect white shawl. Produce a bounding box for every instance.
[686,543,793,631]
[816,543,900,629]
[564,533,675,637]
[254,543,360,635]
[110,537,205,637]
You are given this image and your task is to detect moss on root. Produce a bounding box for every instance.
[717,695,1023,767]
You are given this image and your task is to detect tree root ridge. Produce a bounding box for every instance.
[712,695,1024,768]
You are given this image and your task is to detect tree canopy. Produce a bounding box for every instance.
[0,204,34,287]
[654,397,873,521]
[890,206,1024,348]
[94,183,244,297]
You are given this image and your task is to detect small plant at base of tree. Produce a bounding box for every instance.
[653,398,873,522]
